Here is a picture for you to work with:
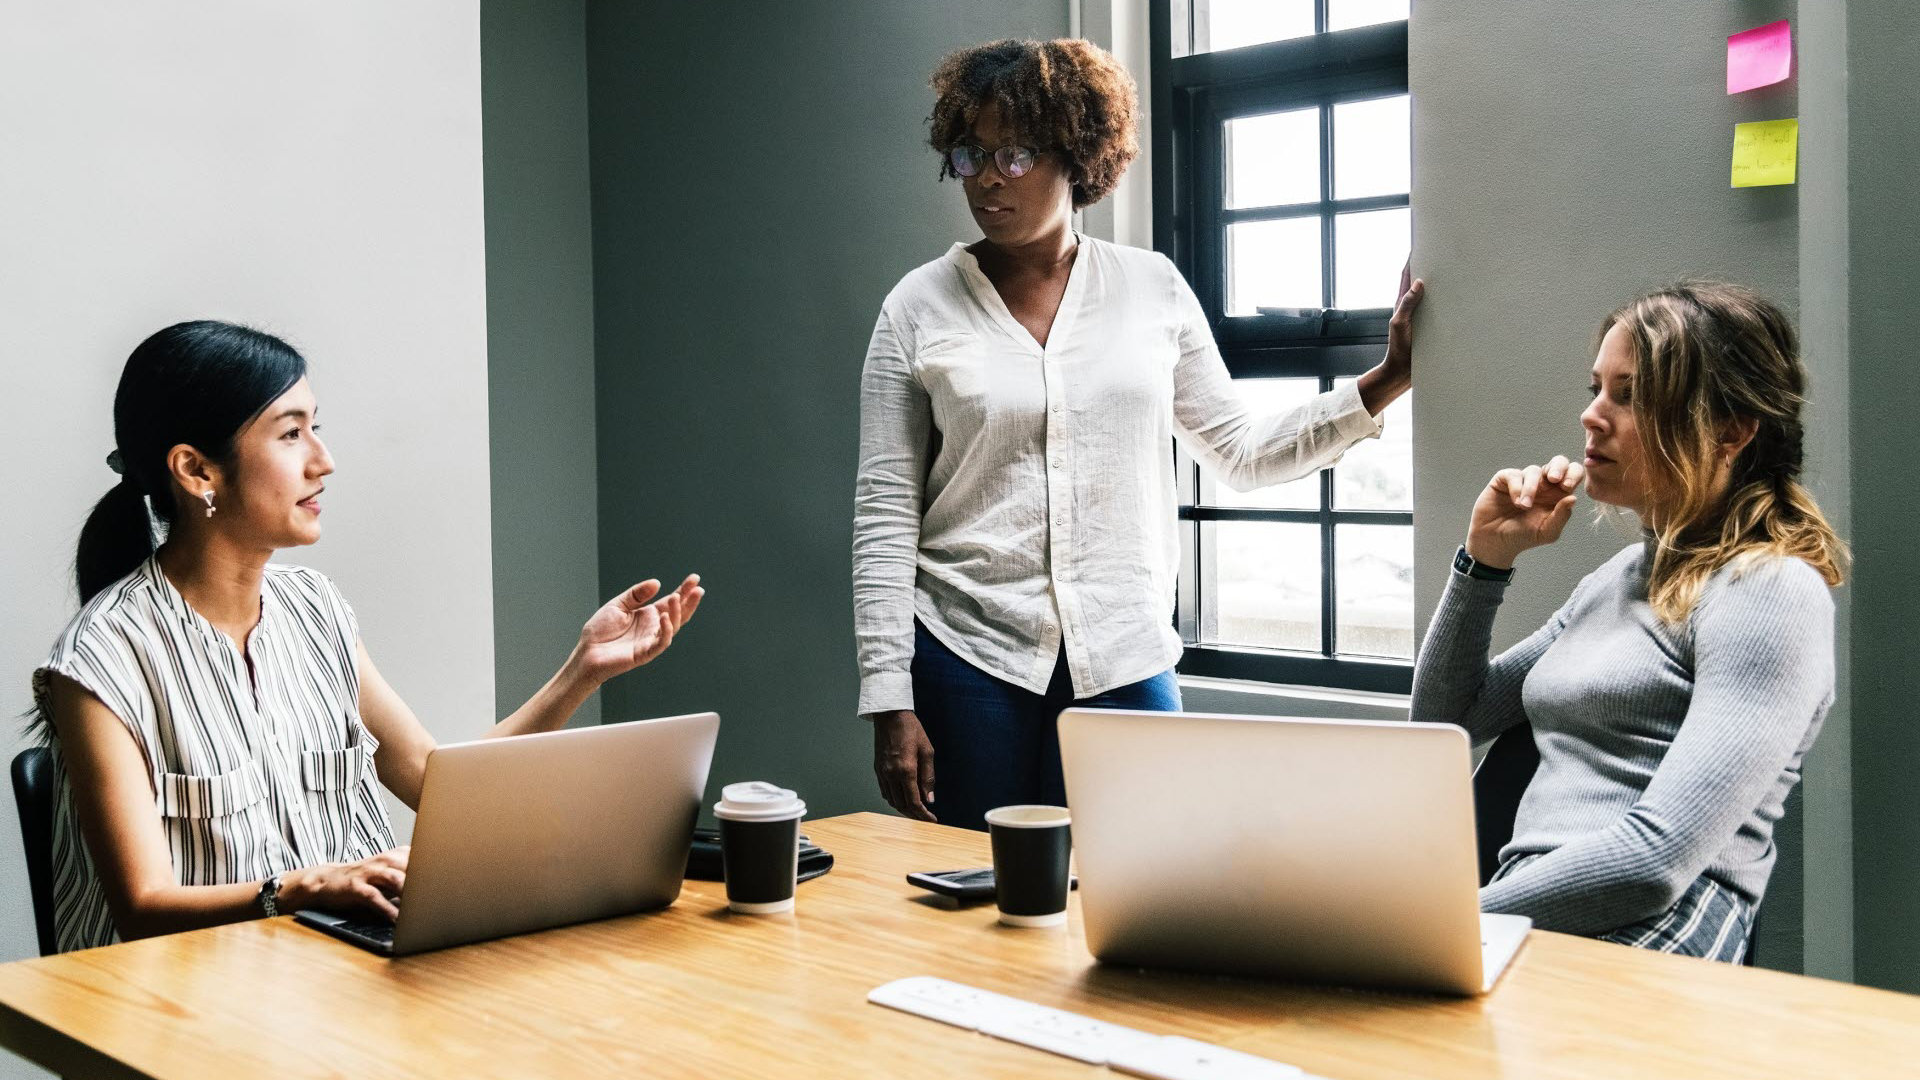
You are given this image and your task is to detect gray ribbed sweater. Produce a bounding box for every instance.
[1411,542,1834,936]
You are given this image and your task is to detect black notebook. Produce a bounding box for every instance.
[684,826,834,884]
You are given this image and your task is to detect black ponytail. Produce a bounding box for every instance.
[75,321,307,603]
[75,481,161,605]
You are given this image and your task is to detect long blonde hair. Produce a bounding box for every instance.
[1602,282,1847,622]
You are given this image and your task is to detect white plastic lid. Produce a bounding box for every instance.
[713,781,806,822]
[983,804,1070,828]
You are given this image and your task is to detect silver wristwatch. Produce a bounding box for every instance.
[257,873,283,918]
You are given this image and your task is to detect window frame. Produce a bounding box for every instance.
[1152,2,1413,693]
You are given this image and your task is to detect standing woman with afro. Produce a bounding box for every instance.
[853,39,1427,828]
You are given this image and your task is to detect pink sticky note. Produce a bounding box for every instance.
[1728,20,1792,94]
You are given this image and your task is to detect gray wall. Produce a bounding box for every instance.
[584,0,1066,818]
[1408,1,1821,971]
[1793,0,1854,986]
[1844,0,1920,996]
[483,0,603,726]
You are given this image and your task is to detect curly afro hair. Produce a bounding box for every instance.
[928,38,1140,210]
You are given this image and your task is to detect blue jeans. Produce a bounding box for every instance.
[910,621,1182,831]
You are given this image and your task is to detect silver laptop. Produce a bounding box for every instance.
[1058,708,1530,996]
[296,711,718,956]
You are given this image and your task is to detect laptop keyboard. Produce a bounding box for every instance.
[336,919,396,946]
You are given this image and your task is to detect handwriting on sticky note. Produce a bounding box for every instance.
[1728,20,1792,94]
[1732,119,1798,188]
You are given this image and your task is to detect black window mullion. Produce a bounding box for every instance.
[1181,506,1412,527]
[1319,375,1337,657]
[1317,88,1337,659]
[1221,192,1408,226]
[1319,105,1335,313]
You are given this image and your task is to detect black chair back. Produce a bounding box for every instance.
[12,747,59,957]
[1470,722,1540,887]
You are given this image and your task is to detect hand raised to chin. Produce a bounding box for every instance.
[1467,456,1586,569]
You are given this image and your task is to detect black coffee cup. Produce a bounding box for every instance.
[713,782,806,914]
[985,805,1071,927]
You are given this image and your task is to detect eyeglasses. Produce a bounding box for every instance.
[948,143,1044,179]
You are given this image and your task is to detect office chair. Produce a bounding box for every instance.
[1470,722,1758,967]
[12,746,59,957]
[1470,723,1541,888]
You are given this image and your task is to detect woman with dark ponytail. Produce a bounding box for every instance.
[1411,282,1845,962]
[33,321,704,951]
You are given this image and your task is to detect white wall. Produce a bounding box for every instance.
[0,0,493,1026]
[1079,0,1154,250]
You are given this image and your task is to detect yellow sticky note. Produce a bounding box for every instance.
[1732,119,1798,187]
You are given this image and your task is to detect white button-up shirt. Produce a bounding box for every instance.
[853,236,1384,715]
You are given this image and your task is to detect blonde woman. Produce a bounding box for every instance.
[1412,282,1845,961]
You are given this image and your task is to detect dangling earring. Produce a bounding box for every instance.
[202,490,216,518]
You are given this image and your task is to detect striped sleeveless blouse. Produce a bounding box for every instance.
[31,557,396,952]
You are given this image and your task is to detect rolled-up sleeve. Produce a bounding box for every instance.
[1165,259,1381,492]
[851,307,930,716]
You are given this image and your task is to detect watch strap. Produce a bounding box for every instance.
[1454,545,1515,583]
[257,874,282,918]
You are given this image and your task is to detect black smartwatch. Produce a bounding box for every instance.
[257,873,283,918]
[1453,545,1515,583]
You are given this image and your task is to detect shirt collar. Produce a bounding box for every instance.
[946,232,1087,272]
[142,555,272,651]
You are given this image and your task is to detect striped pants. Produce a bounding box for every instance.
[1493,854,1754,963]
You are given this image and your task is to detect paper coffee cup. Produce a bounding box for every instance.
[985,804,1071,928]
[713,782,806,914]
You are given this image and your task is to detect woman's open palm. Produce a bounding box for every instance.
[576,575,704,685]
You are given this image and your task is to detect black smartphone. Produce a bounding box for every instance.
[905,867,1077,901]
[906,868,998,901]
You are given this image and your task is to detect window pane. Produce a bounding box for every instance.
[1333,207,1409,310]
[1328,0,1410,32]
[1205,521,1321,652]
[1227,217,1322,316]
[1333,380,1411,510]
[1224,108,1320,210]
[1335,524,1414,659]
[1333,95,1410,200]
[1202,379,1321,510]
[1197,0,1315,54]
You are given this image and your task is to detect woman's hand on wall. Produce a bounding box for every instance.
[1466,456,1586,569]
[1357,264,1425,416]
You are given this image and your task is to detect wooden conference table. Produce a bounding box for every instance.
[0,813,1914,1079]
